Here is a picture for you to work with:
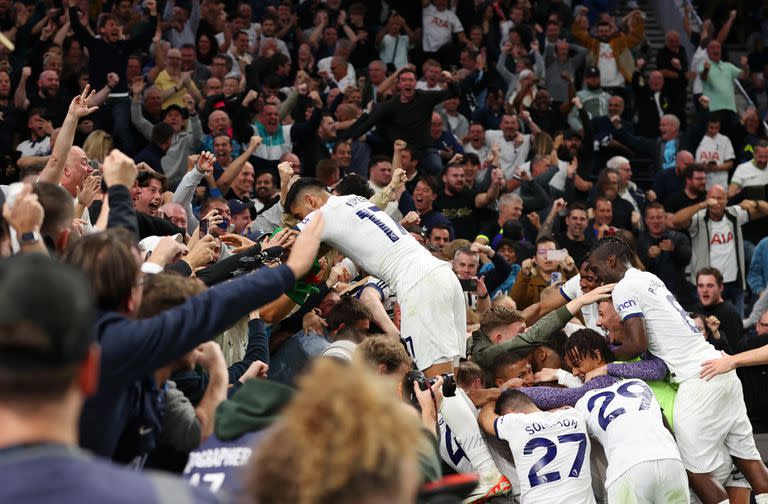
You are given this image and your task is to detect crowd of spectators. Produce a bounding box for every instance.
[2,0,768,502]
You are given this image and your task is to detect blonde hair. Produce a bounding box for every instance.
[355,335,412,374]
[248,359,422,504]
[82,130,113,162]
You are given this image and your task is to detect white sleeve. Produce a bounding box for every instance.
[494,413,519,442]
[734,206,750,225]
[688,208,704,238]
[724,138,735,161]
[451,12,464,33]
[556,369,585,388]
[296,209,329,241]
[613,278,644,321]
[560,274,581,301]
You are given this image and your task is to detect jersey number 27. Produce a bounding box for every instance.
[524,433,587,488]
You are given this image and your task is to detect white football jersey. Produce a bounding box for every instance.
[437,415,474,473]
[560,274,601,333]
[298,195,445,296]
[613,268,720,383]
[496,408,595,504]
[575,379,682,487]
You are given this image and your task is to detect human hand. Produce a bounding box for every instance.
[703,61,711,72]
[740,55,749,68]
[448,152,463,165]
[4,185,43,234]
[631,211,641,227]
[102,149,138,188]
[278,162,295,183]
[195,341,227,370]
[610,115,622,128]
[400,211,420,227]
[636,57,646,70]
[470,241,493,257]
[705,315,721,334]
[286,213,325,278]
[491,168,505,186]
[131,77,145,96]
[706,197,719,208]
[700,351,734,380]
[21,66,31,80]
[248,135,263,152]
[185,234,217,267]
[499,377,527,389]
[107,72,120,88]
[68,85,98,118]
[647,245,661,258]
[145,0,157,16]
[326,264,350,288]
[475,275,488,297]
[521,258,534,274]
[262,228,298,251]
[527,211,540,229]
[393,139,407,151]
[183,93,196,113]
[146,236,187,267]
[303,309,328,334]
[308,90,323,108]
[238,360,269,382]
[584,365,607,382]
[534,368,559,383]
[646,189,657,202]
[561,254,575,272]
[670,58,681,70]
[76,175,101,207]
[659,239,674,252]
[581,283,616,304]
[572,96,583,109]
[388,167,407,189]
[220,233,258,253]
[197,150,216,174]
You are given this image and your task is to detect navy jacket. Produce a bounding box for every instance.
[79,264,296,459]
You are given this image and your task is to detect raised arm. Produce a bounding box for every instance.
[522,375,616,410]
[217,136,262,193]
[38,86,99,184]
[672,199,708,230]
[14,66,31,110]
[474,169,504,207]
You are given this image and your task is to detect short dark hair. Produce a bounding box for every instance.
[589,235,633,266]
[137,170,167,192]
[316,159,339,180]
[490,350,529,382]
[535,234,557,247]
[427,225,451,238]
[284,178,329,212]
[495,388,535,414]
[644,201,665,214]
[567,202,588,217]
[416,175,439,194]
[683,163,706,179]
[151,122,175,146]
[368,154,391,169]
[696,267,724,286]
[564,328,614,366]
[334,173,374,199]
[326,297,372,333]
[463,152,480,167]
[543,330,568,359]
[707,111,721,124]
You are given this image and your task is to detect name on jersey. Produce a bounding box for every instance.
[524,417,579,436]
[646,278,665,295]
[710,231,734,245]
[183,447,252,474]
[345,195,369,206]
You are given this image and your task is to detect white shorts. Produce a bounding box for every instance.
[606,459,689,504]
[673,371,761,473]
[399,264,466,370]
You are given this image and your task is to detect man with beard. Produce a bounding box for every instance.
[253,170,278,213]
[295,114,337,177]
[200,110,242,157]
[662,163,706,216]
[567,66,610,133]
[16,109,52,158]
[538,200,594,267]
[437,162,503,241]
[16,68,69,125]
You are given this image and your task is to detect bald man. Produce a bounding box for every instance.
[16,69,69,125]
[634,62,671,138]
[200,110,243,157]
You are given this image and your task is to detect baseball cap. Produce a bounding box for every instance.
[228,198,255,215]
[585,66,600,77]
[321,340,357,362]
[246,227,270,243]
[138,233,184,255]
[0,254,94,368]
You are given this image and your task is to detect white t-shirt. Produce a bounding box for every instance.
[16,137,51,157]
[612,268,721,382]
[463,141,491,162]
[484,130,532,183]
[706,216,742,282]
[317,57,357,83]
[696,133,735,189]
[691,46,708,95]
[731,160,768,189]
[560,274,600,332]
[597,42,624,87]
[379,33,410,70]
[495,408,595,504]
[575,379,682,487]
[416,80,442,91]
[298,195,445,296]
[422,4,464,53]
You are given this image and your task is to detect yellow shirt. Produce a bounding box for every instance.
[155,70,200,109]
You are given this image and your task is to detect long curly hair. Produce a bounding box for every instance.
[247,358,424,504]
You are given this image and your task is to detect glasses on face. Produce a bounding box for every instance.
[758,321,768,328]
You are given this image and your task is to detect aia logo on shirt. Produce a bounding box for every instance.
[710,232,734,245]
[699,151,721,162]
[431,17,450,29]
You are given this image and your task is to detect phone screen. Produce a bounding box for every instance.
[199,218,208,238]
[546,249,567,262]
[459,278,477,292]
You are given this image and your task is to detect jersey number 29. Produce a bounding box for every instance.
[586,380,653,431]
